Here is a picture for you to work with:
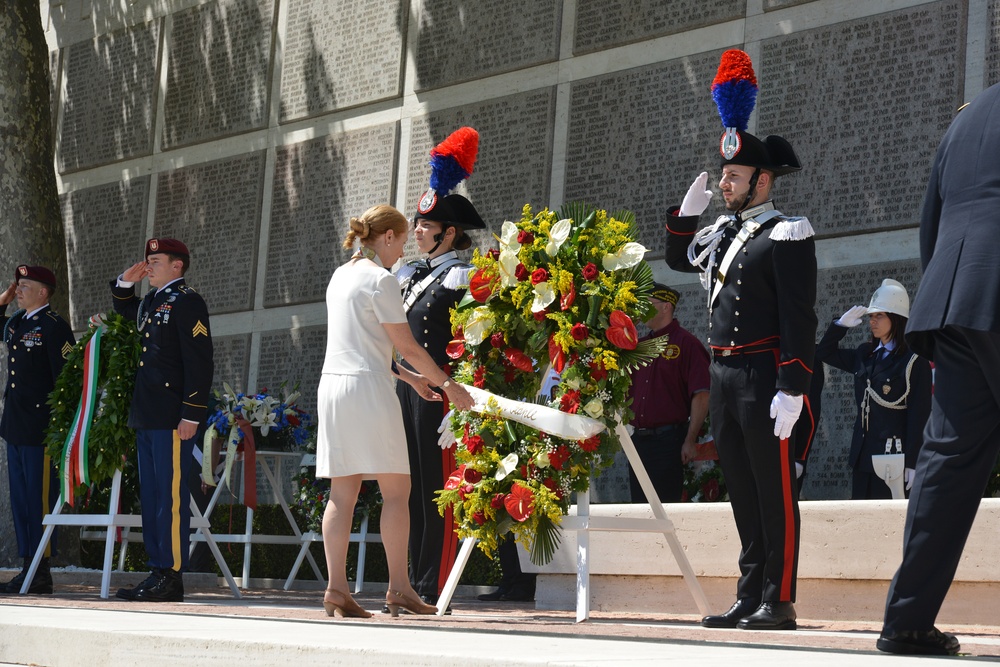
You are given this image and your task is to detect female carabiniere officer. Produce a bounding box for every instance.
[816,279,932,499]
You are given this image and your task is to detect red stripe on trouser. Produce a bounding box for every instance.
[437,440,458,594]
[779,436,795,600]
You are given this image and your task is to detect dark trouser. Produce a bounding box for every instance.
[397,380,457,599]
[497,534,536,592]
[6,444,58,559]
[136,429,194,571]
[628,424,686,503]
[852,469,894,500]
[883,327,1000,633]
[710,353,800,603]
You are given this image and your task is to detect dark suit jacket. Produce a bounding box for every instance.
[111,278,214,429]
[817,321,932,471]
[907,82,1000,359]
[0,305,76,446]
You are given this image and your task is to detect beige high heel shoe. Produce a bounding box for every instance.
[323,588,372,618]
[385,589,437,617]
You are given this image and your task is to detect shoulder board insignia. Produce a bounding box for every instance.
[192,320,208,337]
[61,342,74,359]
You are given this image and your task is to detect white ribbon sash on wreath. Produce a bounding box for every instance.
[461,384,605,441]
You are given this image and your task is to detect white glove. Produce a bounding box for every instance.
[769,391,803,440]
[904,468,915,491]
[437,410,457,450]
[679,172,713,217]
[836,305,869,328]
[795,462,804,479]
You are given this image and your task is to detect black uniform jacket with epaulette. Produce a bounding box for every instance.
[395,251,469,368]
[816,321,932,471]
[664,206,818,394]
[111,278,214,429]
[0,304,76,446]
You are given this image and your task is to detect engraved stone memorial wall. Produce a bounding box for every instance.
[256,326,327,416]
[757,1,967,236]
[574,0,742,54]
[565,52,726,258]
[280,0,406,120]
[989,0,1000,87]
[211,333,252,395]
[265,122,399,306]
[58,21,159,172]
[412,0,561,90]
[61,178,151,330]
[161,0,275,148]
[153,152,266,314]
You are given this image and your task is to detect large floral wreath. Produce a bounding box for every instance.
[436,203,667,564]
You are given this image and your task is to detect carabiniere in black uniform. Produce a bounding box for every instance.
[396,250,471,601]
[665,59,818,628]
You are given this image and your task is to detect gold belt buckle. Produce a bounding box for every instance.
[721,349,732,357]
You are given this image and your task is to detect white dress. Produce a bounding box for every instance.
[316,259,409,478]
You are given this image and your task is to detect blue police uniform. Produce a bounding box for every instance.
[816,322,932,499]
[111,275,213,588]
[1,303,74,593]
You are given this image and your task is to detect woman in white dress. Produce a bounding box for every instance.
[318,204,474,618]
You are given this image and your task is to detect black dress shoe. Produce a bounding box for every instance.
[500,587,534,602]
[701,598,760,628]
[477,586,509,602]
[134,569,184,603]
[116,570,161,601]
[876,628,960,656]
[737,601,797,630]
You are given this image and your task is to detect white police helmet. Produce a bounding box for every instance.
[867,279,909,318]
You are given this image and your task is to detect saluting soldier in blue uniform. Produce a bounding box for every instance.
[0,265,75,595]
[664,51,817,631]
[395,127,485,606]
[110,238,214,603]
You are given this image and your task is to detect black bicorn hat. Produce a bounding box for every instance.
[712,50,802,177]
[414,127,487,249]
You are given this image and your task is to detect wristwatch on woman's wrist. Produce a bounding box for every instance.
[441,379,452,389]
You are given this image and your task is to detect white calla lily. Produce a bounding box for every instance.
[531,282,557,313]
[463,306,495,346]
[498,220,521,254]
[498,249,520,287]
[545,218,572,257]
[602,242,647,271]
[495,453,519,481]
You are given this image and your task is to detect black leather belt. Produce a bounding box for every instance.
[633,423,686,436]
[711,341,780,358]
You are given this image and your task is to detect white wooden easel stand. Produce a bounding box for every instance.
[436,422,710,621]
[20,469,241,599]
[191,450,324,587]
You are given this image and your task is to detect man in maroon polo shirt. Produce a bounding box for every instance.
[627,283,710,503]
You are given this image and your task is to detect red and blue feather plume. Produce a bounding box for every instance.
[711,50,758,130]
[428,127,479,196]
